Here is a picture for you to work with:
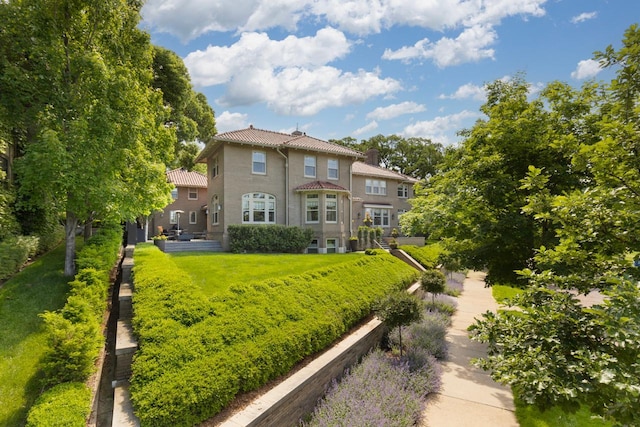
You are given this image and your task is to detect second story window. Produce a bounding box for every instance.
[304,155,316,178]
[252,151,266,174]
[211,156,219,179]
[365,179,386,195]
[211,195,220,225]
[327,159,338,180]
[170,187,178,200]
[397,184,409,198]
[188,187,198,200]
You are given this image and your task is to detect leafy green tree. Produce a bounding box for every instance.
[420,269,446,303]
[470,25,640,425]
[375,291,423,357]
[1,0,174,275]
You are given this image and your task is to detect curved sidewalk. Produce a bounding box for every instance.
[421,271,519,427]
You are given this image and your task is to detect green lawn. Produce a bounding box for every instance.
[491,285,613,427]
[0,244,70,427]
[170,252,364,294]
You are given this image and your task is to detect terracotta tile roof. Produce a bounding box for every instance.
[294,181,349,192]
[352,161,419,183]
[166,169,208,188]
[198,126,364,160]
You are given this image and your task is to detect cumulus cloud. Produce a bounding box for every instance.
[353,121,379,136]
[439,83,486,101]
[571,12,597,24]
[571,59,602,80]
[216,111,249,132]
[366,101,426,121]
[402,110,479,144]
[382,25,497,67]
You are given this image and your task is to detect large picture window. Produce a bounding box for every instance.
[366,207,390,227]
[365,179,386,195]
[325,194,337,223]
[252,151,266,174]
[306,194,319,223]
[242,193,275,223]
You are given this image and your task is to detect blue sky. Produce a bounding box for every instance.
[140,0,639,146]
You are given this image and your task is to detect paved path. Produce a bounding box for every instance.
[421,271,519,427]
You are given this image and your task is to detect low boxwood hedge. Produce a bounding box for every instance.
[25,382,91,427]
[130,245,419,427]
[227,224,314,253]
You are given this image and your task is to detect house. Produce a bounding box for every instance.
[149,168,208,238]
[196,126,418,253]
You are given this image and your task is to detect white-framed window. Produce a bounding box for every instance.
[306,194,319,223]
[326,238,337,254]
[211,156,219,179]
[242,193,275,223]
[365,179,386,195]
[308,239,319,254]
[189,211,197,224]
[169,210,178,224]
[366,208,390,227]
[188,187,198,200]
[170,187,178,200]
[211,195,220,225]
[252,151,266,174]
[397,184,409,198]
[325,194,337,223]
[327,159,339,180]
[304,155,316,178]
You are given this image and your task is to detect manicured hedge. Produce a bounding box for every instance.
[0,235,39,280]
[130,245,419,427]
[26,224,122,425]
[399,244,443,269]
[25,382,91,427]
[228,224,314,253]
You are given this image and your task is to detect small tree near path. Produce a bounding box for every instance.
[421,269,447,303]
[375,291,423,357]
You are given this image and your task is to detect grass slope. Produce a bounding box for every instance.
[0,245,69,427]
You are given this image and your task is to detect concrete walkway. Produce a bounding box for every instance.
[421,271,519,427]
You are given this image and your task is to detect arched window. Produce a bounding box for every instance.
[242,193,276,223]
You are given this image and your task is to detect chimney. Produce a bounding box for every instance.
[365,148,379,166]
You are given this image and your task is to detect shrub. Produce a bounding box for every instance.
[421,269,447,303]
[228,224,314,253]
[390,312,451,360]
[303,349,441,427]
[0,235,40,280]
[130,244,419,426]
[26,382,91,427]
[399,244,443,269]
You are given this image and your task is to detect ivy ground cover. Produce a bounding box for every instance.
[130,245,419,427]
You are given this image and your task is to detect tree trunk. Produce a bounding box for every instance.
[84,220,93,240]
[64,211,78,277]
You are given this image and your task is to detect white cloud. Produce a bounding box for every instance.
[184,27,351,87]
[439,83,486,101]
[366,101,426,121]
[571,12,597,24]
[382,25,497,67]
[402,110,479,144]
[215,111,249,132]
[571,59,602,80]
[353,120,379,136]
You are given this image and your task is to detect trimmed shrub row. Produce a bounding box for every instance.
[228,224,314,253]
[0,235,39,281]
[399,244,443,269]
[130,245,420,427]
[25,224,122,426]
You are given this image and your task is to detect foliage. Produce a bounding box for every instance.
[228,224,314,253]
[2,0,174,275]
[0,245,70,426]
[389,312,450,360]
[375,291,423,357]
[0,184,19,239]
[469,25,640,426]
[303,349,440,427]
[0,235,39,280]
[130,244,419,426]
[398,244,443,269]
[25,382,91,427]
[421,269,447,303]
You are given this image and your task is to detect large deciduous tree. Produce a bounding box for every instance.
[469,25,640,425]
[1,0,174,275]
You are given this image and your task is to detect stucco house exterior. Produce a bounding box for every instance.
[196,126,418,253]
[149,168,208,238]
